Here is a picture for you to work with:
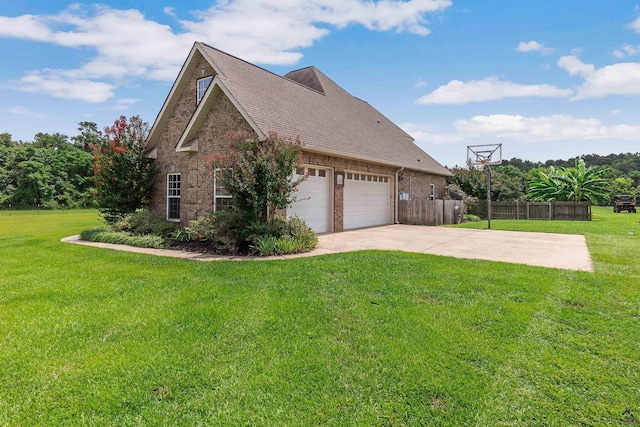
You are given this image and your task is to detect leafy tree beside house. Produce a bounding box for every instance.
[196,131,316,255]
[209,131,306,227]
[91,115,158,222]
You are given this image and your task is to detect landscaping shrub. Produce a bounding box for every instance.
[463,214,481,222]
[80,228,167,249]
[249,216,318,256]
[112,209,178,237]
[186,210,240,253]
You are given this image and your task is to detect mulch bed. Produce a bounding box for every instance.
[168,239,247,256]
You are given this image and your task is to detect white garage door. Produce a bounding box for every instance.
[344,172,391,229]
[287,167,331,233]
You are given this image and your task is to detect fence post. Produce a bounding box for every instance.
[516,200,519,220]
[549,202,552,220]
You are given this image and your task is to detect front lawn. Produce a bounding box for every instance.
[0,207,638,425]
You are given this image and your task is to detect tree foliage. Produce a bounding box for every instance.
[208,131,305,226]
[527,159,610,203]
[92,115,158,222]
[449,165,526,201]
[0,133,93,209]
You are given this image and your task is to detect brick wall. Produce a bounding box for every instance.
[398,170,448,202]
[150,55,253,224]
[298,152,447,231]
[150,54,450,230]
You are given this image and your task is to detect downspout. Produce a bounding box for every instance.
[395,167,404,224]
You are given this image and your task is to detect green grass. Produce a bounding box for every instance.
[1,207,639,425]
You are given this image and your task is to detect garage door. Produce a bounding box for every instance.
[344,172,391,229]
[287,167,331,233]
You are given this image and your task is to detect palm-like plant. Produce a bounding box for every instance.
[527,159,610,204]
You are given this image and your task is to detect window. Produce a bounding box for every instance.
[214,169,233,212]
[167,173,181,221]
[430,183,436,200]
[197,76,213,104]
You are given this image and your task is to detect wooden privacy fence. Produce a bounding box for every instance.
[398,199,464,226]
[475,201,591,221]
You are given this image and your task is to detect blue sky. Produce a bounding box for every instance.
[1,1,639,167]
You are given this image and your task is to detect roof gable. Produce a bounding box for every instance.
[284,67,326,94]
[148,42,451,176]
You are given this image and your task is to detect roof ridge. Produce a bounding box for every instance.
[198,42,327,96]
[198,41,287,81]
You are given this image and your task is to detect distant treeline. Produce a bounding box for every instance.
[2,121,639,209]
[502,153,640,179]
[0,122,104,209]
[450,153,640,203]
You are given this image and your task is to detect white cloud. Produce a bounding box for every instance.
[412,78,427,89]
[629,17,640,33]
[111,98,140,110]
[18,72,115,103]
[415,76,572,105]
[558,55,640,100]
[181,0,452,64]
[613,44,640,58]
[163,7,176,17]
[516,40,554,54]
[0,1,452,102]
[403,114,640,144]
[2,106,48,119]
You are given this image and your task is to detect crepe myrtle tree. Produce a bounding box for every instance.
[91,115,158,223]
[207,131,306,226]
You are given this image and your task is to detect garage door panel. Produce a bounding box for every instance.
[287,168,331,233]
[344,173,391,229]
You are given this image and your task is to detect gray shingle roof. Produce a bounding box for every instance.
[170,42,451,176]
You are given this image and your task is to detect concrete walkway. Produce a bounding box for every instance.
[62,224,593,271]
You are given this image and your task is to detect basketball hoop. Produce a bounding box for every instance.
[474,158,489,171]
[466,144,503,230]
[467,144,502,169]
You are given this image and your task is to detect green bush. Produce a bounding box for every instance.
[186,210,240,253]
[463,214,481,222]
[249,216,318,256]
[80,228,167,249]
[112,209,177,237]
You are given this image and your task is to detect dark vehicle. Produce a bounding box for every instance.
[613,195,637,213]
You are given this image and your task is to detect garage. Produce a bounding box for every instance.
[344,172,391,229]
[287,167,331,233]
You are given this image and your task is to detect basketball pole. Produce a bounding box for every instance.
[486,165,492,230]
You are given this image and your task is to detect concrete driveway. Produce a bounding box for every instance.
[63,224,593,271]
[313,224,593,271]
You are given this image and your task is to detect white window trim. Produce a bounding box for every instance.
[213,169,232,212]
[430,183,436,200]
[166,173,181,222]
[197,76,213,104]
